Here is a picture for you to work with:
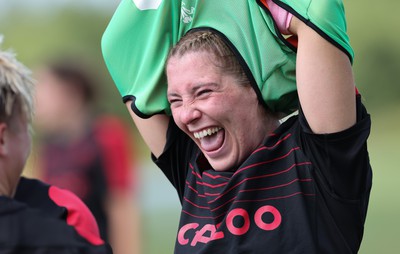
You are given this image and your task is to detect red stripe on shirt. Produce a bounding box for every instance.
[49,186,104,245]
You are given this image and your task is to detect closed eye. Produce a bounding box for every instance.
[196,89,212,97]
[169,99,179,104]
[169,98,181,104]
[168,96,182,107]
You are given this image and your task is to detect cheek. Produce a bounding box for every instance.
[171,108,179,123]
[22,133,32,160]
[26,137,32,157]
[171,109,186,131]
[198,98,226,117]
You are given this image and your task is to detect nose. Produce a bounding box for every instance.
[179,103,201,125]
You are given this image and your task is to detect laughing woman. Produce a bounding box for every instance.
[102,0,372,253]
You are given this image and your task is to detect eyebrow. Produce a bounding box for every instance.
[167,82,219,98]
[167,91,179,98]
[192,82,218,92]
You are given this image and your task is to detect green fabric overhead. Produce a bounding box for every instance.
[101,0,353,118]
[276,0,354,61]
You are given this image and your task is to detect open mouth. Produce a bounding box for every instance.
[193,127,224,153]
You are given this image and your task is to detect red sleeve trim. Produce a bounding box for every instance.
[49,186,105,245]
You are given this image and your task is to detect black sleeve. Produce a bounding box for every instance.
[298,95,372,200]
[0,198,113,254]
[15,177,66,220]
[151,117,197,203]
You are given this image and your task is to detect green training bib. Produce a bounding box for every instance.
[102,0,353,118]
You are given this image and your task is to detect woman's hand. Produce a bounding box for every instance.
[266,0,293,35]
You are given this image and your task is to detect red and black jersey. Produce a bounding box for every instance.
[153,95,372,254]
[38,115,134,240]
[0,177,112,253]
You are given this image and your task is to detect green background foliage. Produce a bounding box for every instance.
[1,0,399,253]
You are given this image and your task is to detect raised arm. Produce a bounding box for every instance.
[289,16,356,134]
[125,101,169,158]
[101,0,176,158]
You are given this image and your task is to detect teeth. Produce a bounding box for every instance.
[193,127,221,139]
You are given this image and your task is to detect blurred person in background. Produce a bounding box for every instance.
[0,41,111,253]
[33,57,140,254]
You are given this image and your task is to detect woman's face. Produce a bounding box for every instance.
[167,51,273,171]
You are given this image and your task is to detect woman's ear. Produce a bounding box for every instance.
[0,123,8,156]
